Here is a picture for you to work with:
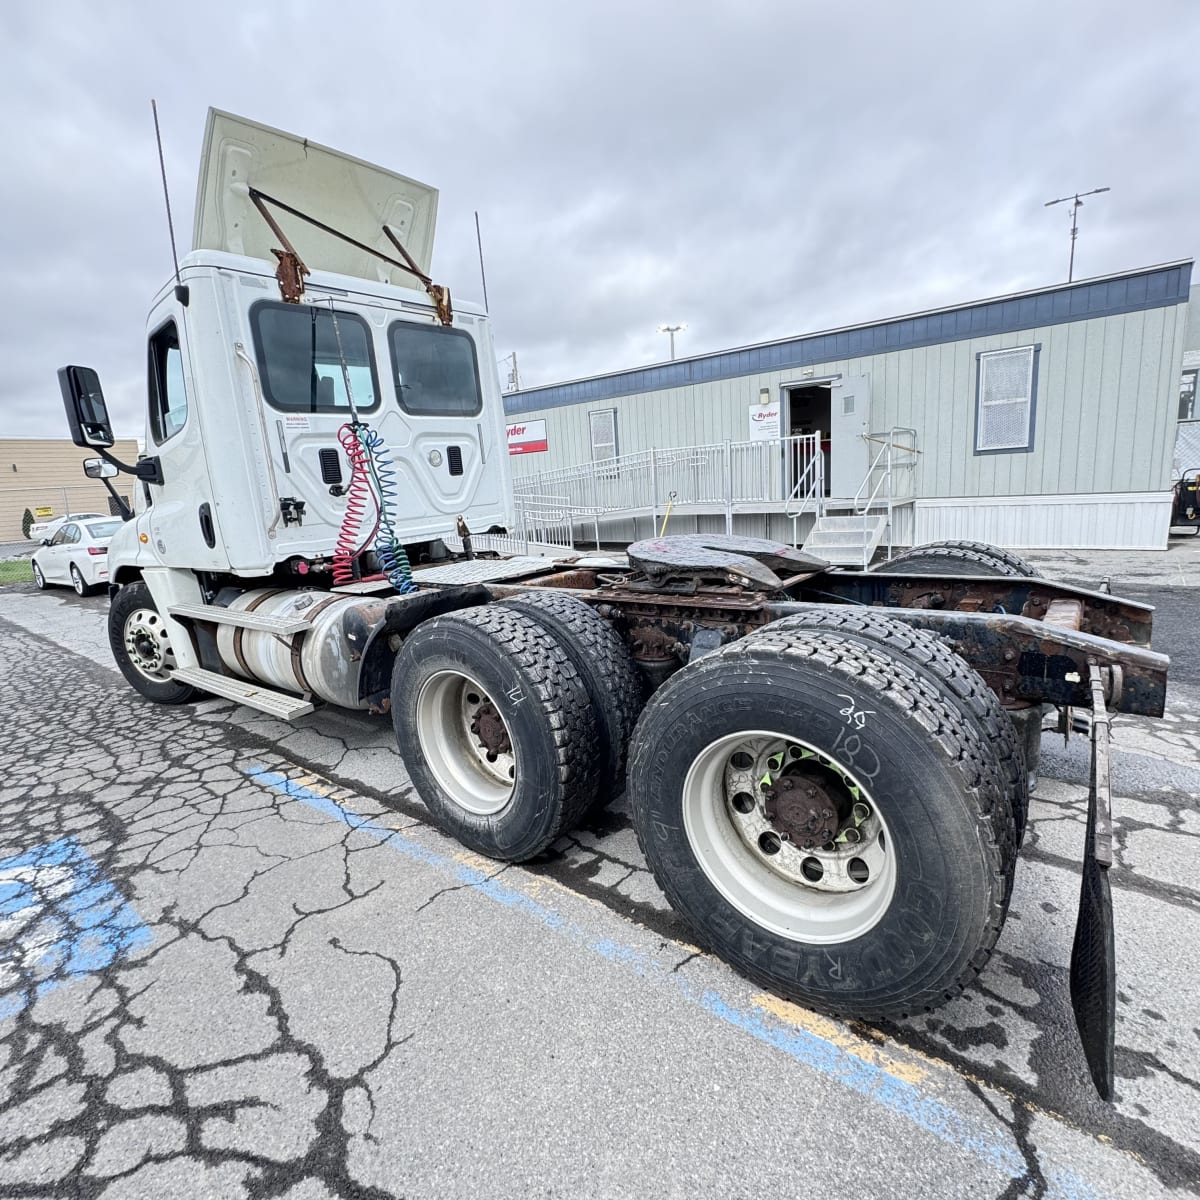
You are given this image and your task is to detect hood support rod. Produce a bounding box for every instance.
[247,187,452,324]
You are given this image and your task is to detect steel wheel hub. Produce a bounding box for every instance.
[416,671,516,816]
[682,732,896,943]
[123,608,177,682]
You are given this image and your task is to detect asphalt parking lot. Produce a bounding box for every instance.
[1,557,1199,1198]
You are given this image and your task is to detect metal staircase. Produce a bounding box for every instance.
[803,513,892,566]
[796,427,918,569]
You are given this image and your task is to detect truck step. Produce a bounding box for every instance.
[171,667,315,718]
[168,603,312,635]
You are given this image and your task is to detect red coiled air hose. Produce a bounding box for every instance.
[332,423,380,585]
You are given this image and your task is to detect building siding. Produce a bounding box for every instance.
[509,289,1188,502]
[0,439,139,541]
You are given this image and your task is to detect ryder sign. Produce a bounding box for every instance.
[747,403,781,441]
[507,419,548,455]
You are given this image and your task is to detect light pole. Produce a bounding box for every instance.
[658,323,687,361]
[1044,188,1110,282]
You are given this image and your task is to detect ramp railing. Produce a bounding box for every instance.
[513,434,822,539]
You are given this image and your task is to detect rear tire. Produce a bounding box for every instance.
[627,630,1008,1019]
[498,591,643,808]
[392,606,600,861]
[874,539,1041,578]
[742,609,1027,848]
[70,564,96,597]
[109,581,199,704]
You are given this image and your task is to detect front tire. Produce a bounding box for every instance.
[627,630,1007,1019]
[32,561,47,590]
[392,606,600,861]
[109,581,199,704]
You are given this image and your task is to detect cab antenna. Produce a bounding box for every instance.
[151,99,188,305]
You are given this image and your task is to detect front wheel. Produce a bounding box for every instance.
[32,561,47,590]
[627,630,1007,1020]
[108,581,199,704]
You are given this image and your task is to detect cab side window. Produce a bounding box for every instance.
[149,320,189,444]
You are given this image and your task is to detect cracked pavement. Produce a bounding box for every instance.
[1,583,1199,1198]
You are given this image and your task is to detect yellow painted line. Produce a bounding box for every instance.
[751,992,929,1085]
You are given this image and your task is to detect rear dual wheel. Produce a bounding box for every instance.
[874,539,1041,578]
[627,626,1011,1019]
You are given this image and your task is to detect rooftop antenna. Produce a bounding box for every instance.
[1044,187,1110,282]
[474,210,490,312]
[150,99,188,306]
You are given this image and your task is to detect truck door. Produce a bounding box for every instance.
[144,306,227,570]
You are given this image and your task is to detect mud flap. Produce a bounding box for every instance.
[1069,663,1116,1100]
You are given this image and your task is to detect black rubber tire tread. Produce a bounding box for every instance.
[874,540,1041,578]
[627,630,1010,1020]
[391,605,600,861]
[70,564,96,597]
[498,591,644,807]
[742,609,1027,849]
[108,581,200,705]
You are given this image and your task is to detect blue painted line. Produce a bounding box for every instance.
[245,765,1101,1199]
[0,838,153,1020]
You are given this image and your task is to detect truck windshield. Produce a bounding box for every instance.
[388,322,482,416]
[250,302,381,413]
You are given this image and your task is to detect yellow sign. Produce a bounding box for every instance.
[34,507,53,518]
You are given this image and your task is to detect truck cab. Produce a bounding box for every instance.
[107,108,513,587]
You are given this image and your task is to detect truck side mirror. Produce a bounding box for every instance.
[83,457,119,479]
[58,365,114,449]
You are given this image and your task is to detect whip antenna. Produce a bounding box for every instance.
[151,99,187,305]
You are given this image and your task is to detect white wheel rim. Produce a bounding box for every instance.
[416,670,516,816]
[123,608,177,683]
[33,564,44,587]
[72,568,84,594]
[682,731,896,944]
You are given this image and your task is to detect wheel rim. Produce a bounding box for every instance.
[682,731,896,944]
[123,608,178,683]
[72,567,84,594]
[33,563,44,588]
[415,670,516,816]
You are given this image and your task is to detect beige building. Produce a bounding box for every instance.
[0,438,139,541]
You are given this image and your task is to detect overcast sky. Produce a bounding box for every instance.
[2,0,1197,439]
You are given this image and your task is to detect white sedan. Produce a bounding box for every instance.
[32,518,123,596]
[28,511,107,540]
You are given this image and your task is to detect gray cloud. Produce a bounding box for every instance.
[1,0,1196,440]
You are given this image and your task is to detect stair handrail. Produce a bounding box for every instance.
[851,427,918,566]
[783,433,824,521]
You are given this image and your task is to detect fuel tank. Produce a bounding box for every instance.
[215,588,371,709]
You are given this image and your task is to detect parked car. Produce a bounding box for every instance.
[31,518,123,595]
[28,511,107,540]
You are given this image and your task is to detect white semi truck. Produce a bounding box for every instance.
[58,110,1168,1100]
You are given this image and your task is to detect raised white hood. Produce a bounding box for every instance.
[192,109,438,286]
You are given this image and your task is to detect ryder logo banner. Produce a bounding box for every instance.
[507,420,548,455]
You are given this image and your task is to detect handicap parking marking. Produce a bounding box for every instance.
[0,838,153,1019]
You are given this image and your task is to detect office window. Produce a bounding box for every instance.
[976,346,1038,453]
[589,408,618,462]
